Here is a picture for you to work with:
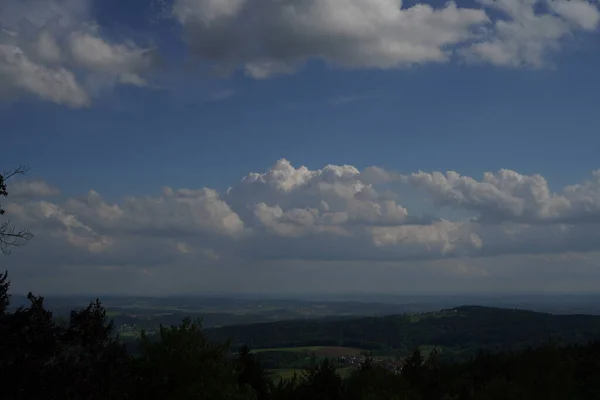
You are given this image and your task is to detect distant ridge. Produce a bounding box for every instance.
[205,306,600,361]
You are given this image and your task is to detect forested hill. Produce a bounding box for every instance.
[204,306,600,358]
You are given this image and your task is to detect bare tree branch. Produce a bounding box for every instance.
[1,165,33,255]
[1,165,29,182]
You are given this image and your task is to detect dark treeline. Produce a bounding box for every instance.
[2,276,600,400]
[204,306,600,362]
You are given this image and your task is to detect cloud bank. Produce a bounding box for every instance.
[4,159,600,294]
[1,0,599,106]
[174,0,600,77]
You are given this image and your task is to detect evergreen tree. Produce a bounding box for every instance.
[236,345,271,400]
[129,318,255,400]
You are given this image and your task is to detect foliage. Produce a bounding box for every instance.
[127,318,255,400]
[0,271,10,315]
[0,292,129,400]
[236,345,271,400]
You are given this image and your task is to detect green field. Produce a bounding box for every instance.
[268,367,353,381]
[119,331,141,339]
[253,346,322,353]
[268,369,301,381]
[255,346,364,381]
[253,346,364,357]
[105,310,122,318]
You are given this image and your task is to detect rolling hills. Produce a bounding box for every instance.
[204,306,600,361]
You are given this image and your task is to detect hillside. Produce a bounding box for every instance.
[204,306,600,360]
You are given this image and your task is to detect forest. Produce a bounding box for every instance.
[203,306,600,362]
[2,277,600,400]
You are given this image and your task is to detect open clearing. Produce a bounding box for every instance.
[268,367,353,381]
[253,346,364,357]
[118,331,140,339]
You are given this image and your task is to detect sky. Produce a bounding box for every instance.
[1,0,600,296]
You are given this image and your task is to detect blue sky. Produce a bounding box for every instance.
[2,0,600,295]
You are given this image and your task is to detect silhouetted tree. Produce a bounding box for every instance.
[236,345,271,400]
[346,362,412,400]
[402,348,425,388]
[422,348,444,400]
[300,357,343,400]
[0,271,9,315]
[129,318,255,399]
[54,299,130,399]
[0,293,57,399]
[0,166,33,255]
[0,289,129,400]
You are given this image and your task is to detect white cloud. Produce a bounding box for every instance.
[1,0,597,108]
[9,162,600,266]
[226,159,408,228]
[0,44,89,107]
[548,0,600,30]
[62,188,245,237]
[6,200,112,254]
[253,203,350,237]
[35,31,62,64]
[0,0,158,107]
[173,0,599,76]
[405,168,600,223]
[173,0,489,78]
[68,29,156,87]
[9,180,60,199]
[462,0,600,67]
[370,220,477,254]
[6,161,600,294]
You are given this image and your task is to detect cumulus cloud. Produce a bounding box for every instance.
[5,159,600,262]
[9,180,60,199]
[225,159,408,230]
[0,43,90,107]
[6,160,600,294]
[68,29,157,87]
[1,0,598,108]
[462,0,600,67]
[6,200,112,254]
[173,0,599,76]
[173,0,489,77]
[62,187,245,237]
[0,0,158,107]
[405,168,600,224]
[370,220,481,254]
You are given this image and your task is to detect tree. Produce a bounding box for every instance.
[0,271,9,315]
[299,357,343,400]
[236,345,271,400]
[345,359,412,400]
[0,292,58,399]
[0,292,130,400]
[0,165,33,255]
[129,318,255,400]
[53,299,130,399]
[402,348,425,388]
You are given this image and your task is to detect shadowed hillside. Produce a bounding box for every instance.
[205,306,600,360]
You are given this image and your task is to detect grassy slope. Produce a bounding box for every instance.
[253,346,364,356]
